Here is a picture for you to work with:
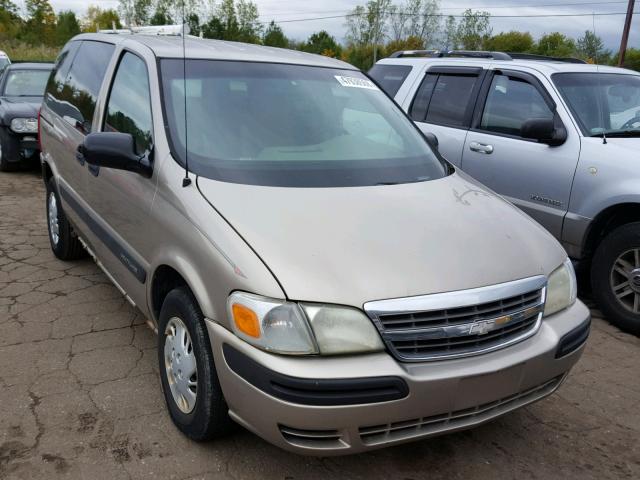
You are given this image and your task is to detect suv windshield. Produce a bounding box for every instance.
[553,72,640,137]
[160,60,446,187]
[3,69,51,97]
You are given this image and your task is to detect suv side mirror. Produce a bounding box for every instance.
[521,118,567,147]
[423,131,439,151]
[79,132,152,177]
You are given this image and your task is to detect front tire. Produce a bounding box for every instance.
[158,287,234,441]
[0,130,17,172]
[46,178,86,260]
[591,222,640,336]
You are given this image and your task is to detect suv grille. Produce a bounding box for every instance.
[364,276,547,362]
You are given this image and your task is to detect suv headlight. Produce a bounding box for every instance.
[227,292,384,356]
[10,117,38,133]
[544,258,577,317]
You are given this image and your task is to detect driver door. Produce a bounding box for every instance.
[462,69,581,240]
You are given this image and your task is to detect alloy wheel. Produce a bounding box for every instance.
[610,248,640,314]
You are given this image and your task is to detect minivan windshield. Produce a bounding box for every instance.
[160,60,446,187]
[553,72,640,137]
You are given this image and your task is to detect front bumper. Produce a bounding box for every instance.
[208,300,590,456]
[0,127,39,163]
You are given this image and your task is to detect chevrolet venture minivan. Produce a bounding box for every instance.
[39,32,590,455]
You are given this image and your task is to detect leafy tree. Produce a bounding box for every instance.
[300,31,342,58]
[345,0,391,46]
[342,43,379,71]
[201,16,225,39]
[0,0,21,38]
[456,9,491,50]
[484,31,534,53]
[55,10,81,45]
[388,0,440,48]
[536,32,576,58]
[83,6,122,32]
[441,15,458,50]
[613,48,640,71]
[118,0,152,26]
[23,0,56,45]
[150,0,173,26]
[235,0,262,43]
[263,21,288,48]
[386,35,424,55]
[576,30,610,63]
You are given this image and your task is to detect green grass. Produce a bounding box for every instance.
[0,41,59,62]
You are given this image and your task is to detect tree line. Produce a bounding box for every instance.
[0,0,637,72]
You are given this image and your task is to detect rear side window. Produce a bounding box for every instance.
[44,41,80,112]
[368,64,412,97]
[426,74,479,127]
[104,52,153,154]
[480,74,554,137]
[410,70,481,128]
[50,41,115,135]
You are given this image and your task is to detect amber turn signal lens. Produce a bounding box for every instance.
[232,304,261,338]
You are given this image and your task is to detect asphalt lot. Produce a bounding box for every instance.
[0,169,639,480]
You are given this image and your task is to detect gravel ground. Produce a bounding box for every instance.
[0,169,638,480]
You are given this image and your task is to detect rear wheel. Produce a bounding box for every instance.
[158,287,234,441]
[591,222,640,336]
[46,178,86,260]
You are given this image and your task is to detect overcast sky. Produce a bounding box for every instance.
[14,0,640,50]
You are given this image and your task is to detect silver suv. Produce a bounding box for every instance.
[371,51,640,336]
[39,34,589,455]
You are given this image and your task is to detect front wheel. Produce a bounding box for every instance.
[158,287,234,441]
[591,222,640,336]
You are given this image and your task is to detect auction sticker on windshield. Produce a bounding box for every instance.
[335,76,379,90]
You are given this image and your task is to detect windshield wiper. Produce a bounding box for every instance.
[590,130,640,138]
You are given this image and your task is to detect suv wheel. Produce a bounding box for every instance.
[46,179,86,260]
[591,222,640,336]
[158,287,234,441]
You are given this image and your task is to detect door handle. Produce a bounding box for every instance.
[469,142,494,154]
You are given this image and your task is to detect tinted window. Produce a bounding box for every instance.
[60,41,114,134]
[161,60,446,188]
[410,73,437,121]
[369,64,412,97]
[104,53,153,154]
[3,69,51,96]
[426,74,478,127]
[480,75,553,137]
[44,41,80,113]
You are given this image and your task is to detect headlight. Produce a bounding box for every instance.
[10,117,38,133]
[301,303,384,355]
[227,292,384,356]
[544,258,577,317]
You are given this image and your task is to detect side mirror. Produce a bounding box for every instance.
[79,132,152,177]
[521,118,567,147]
[423,131,439,151]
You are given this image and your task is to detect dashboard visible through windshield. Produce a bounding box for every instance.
[160,60,446,187]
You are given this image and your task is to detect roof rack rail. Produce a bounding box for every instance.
[387,50,589,64]
[446,50,513,60]
[98,24,190,36]
[389,50,442,58]
[389,50,512,60]
[507,53,587,64]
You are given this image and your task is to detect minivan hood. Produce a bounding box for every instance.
[197,171,566,308]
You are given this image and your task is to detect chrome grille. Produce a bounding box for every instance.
[364,276,547,362]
